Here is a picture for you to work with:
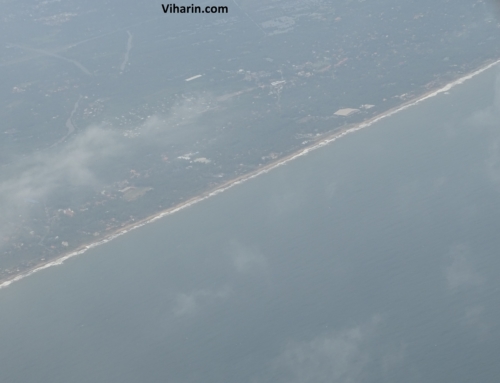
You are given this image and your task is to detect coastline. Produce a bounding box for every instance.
[1,58,499,291]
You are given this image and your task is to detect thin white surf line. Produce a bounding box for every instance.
[1,59,499,291]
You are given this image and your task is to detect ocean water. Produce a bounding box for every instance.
[1,65,500,383]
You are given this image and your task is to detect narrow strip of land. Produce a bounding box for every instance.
[51,96,82,147]
[120,31,133,73]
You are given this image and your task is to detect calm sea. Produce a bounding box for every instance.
[1,65,500,383]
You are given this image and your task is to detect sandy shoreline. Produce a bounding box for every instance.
[1,58,499,290]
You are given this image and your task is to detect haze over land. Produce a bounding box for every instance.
[2,1,500,381]
[1,0,500,279]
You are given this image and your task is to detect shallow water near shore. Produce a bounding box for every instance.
[1,64,500,382]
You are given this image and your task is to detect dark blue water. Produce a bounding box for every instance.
[1,66,500,383]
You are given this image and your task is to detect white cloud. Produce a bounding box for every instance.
[0,94,210,252]
[325,180,337,200]
[0,125,122,245]
[229,240,268,274]
[127,95,212,145]
[274,315,382,383]
[1,125,119,200]
[172,287,231,317]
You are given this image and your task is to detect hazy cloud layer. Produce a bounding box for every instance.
[0,95,209,252]
[0,126,122,245]
[228,240,268,275]
[468,71,500,187]
[444,244,484,290]
[1,126,119,202]
[274,315,383,383]
[122,95,212,145]
[460,304,491,340]
[172,287,231,317]
[444,245,491,338]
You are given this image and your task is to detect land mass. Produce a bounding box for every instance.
[1,0,500,281]
[2,57,499,288]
